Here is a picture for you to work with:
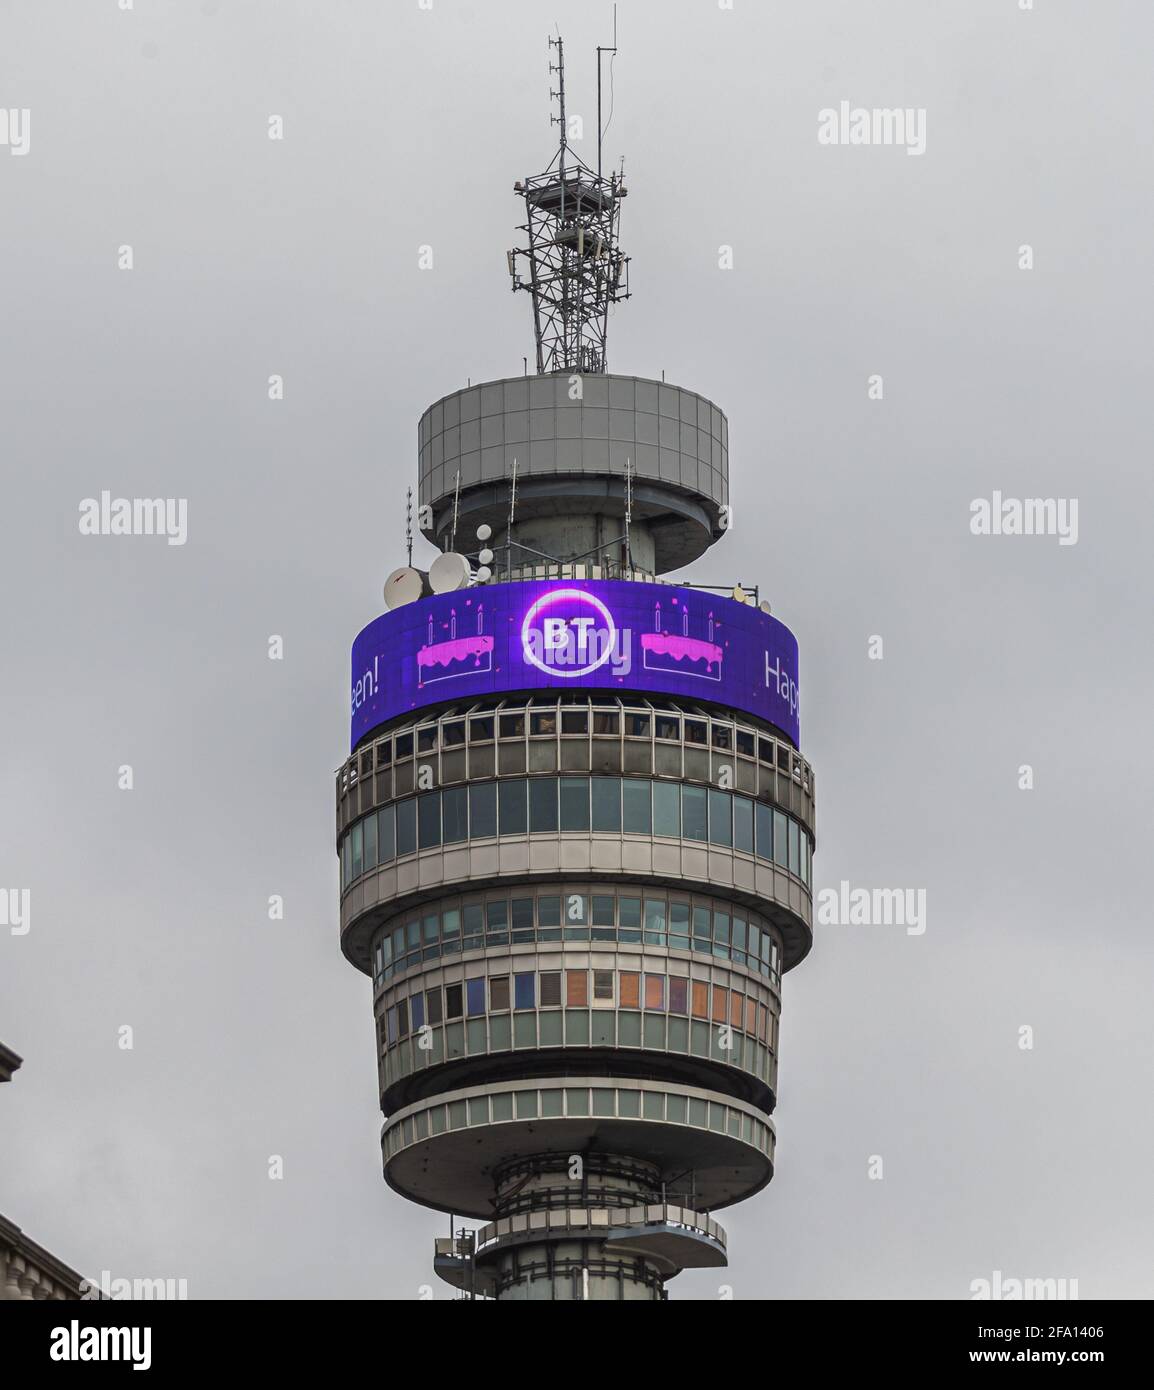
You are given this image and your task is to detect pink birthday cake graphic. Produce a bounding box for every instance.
[640,599,723,681]
[417,603,494,685]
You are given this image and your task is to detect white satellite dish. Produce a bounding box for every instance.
[383,567,427,609]
[476,523,493,542]
[429,551,472,594]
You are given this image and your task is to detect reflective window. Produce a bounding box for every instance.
[485,900,508,944]
[653,781,680,838]
[379,805,396,863]
[441,908,461,954]
[682,785,707,841]
[364,813,378,870]
[351,821,363,878]
[442,787,468,845]
[559,777,590,832]
[469,782,497,839]
[466,978,485,1016]
[773,809,788,868]
[733,796,754,854]
[592,709,619,735]
[591,776,622,832]
[755,802,773,862]
[592,894,615,926]
[623,779,651,834]
[708,789,732,847]
[511,897,534,939]
[619,896,642,943]
[514,973,535,1009]
[396,798,416,857]
[713,911,731,960]
[417,792,441,849]
[529,778,559,832]
[644,898,667,947]
[669,901,691,951]
[462,903,483,948]
[499,779,527,835]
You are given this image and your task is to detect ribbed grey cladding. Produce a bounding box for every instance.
[418,373,729,515]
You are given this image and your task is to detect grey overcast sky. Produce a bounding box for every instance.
[1,0,1151,1299]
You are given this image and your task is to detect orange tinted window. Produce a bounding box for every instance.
[745,998,757,1035]
[620,972,640,1009]
[730,992,743,1027]
[691,981,709,1019]
[712,985,727,1021]
[566,970,588,1007]
[644,974,665,1011]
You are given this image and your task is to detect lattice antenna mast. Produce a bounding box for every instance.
[508,29,631,375]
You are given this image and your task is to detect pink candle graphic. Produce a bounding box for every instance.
[640,600,723,681]
[417,601,494,685]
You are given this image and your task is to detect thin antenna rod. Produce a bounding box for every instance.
[405,486,413,566]
[597,5,618,183]
[506,458,518,580]
[624,456,633,574]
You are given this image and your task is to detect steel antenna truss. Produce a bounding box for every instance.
[508,31,631,375]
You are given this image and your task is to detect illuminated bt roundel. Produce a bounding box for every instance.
[520,588,618,679]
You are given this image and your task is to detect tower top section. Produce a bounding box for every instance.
[508,31,631,375]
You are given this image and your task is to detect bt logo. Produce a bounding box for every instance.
[521,588,631,678]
